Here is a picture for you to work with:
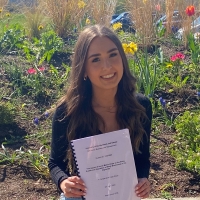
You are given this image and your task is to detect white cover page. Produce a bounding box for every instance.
[71,128,140,200]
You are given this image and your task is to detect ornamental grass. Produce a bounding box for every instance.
[0,0,8,8]
[89,0,117,27]
[23,4,46,39]
[165,0,176,35]
[40,0,89,38]
[0,0,8,17]
[125,0,155,45]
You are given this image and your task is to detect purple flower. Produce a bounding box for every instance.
[159,97,166,108]
[197,92,200,97]
[44,112,49,118]
[33,117,39,125]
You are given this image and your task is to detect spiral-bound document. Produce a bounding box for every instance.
[71,128,140,200]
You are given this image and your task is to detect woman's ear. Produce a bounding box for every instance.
[84,73,88,81]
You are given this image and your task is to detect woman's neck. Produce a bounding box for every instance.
[92,88,117,108]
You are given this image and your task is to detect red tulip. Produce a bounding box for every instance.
[39,66,45,71]
[185,5,195,16]
[170,55,177,62]
[170,52,185,62]
[175,52,185,60]
[27,68,37,74]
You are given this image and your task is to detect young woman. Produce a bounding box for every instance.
[48,25,152,200]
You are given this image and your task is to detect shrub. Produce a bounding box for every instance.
[0,101,15,125]
[0,23,25,54]
[170,110,200,175]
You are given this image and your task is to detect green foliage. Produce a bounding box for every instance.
[0,144,19,164]
[160,191,174,200]
[165,75,189,92]
[0,102,15,125]
[21,29,64,65]
[3,63,70,103]
[0,145,49,176]
[0,24,25,54]
[187,32,200,65]
[170,110,200,175]
[26,147,50,177]
[129,48,163,96]
[0,14,26,35]
[156,21,166,38]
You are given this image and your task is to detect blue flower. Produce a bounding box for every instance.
[33,117,39,125]
[159,97,166,108]
[44,112,49,118]
[197,91,200,97]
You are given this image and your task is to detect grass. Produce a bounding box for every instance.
[0,13,26,34]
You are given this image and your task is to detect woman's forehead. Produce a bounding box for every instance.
[87,36,118,54]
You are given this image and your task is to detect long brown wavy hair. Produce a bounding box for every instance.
[56,25,148,173]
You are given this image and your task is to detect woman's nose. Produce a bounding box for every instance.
[102,59,111,69]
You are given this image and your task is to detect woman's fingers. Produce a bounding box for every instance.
[135,178,150,198]
[68,177,87,192]
[64,186,86,198]
[68,176,85,186]
[136,186,150,198]
[136,178,150,188]
[60,176,87,198]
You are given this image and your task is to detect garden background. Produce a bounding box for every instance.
[0,0,200,199]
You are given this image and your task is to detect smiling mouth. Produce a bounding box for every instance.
[101,73,115,79]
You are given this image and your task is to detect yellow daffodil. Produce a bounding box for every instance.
[86,18,90,25]
[129,42,138,52]
[5,12,10,17]
[122,42,138,55]
[0,8,3,13]
[38,25,44,31]
[78,0,86,9]
[122,43,129,54]
[166,64,173,68]
[112,22,122,31]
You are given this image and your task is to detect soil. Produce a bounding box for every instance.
[0,42,200,200]
[0,123,200,200]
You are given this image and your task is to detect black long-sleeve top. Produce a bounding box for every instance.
[48,93,152,191]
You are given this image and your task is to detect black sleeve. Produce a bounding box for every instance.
[134,94,152,178]
[48,104,70,192]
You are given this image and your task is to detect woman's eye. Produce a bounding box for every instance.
[110,53,117,57]
[92,57,100,62]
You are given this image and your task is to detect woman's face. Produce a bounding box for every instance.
[85,36,123,93]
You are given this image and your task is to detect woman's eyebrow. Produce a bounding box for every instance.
[107,47,118,53]
[88,48,118,59]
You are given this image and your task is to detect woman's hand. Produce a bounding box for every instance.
[60,176,87,198]
[135,178,150,199]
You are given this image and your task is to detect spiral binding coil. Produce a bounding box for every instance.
[71,141,86,200]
